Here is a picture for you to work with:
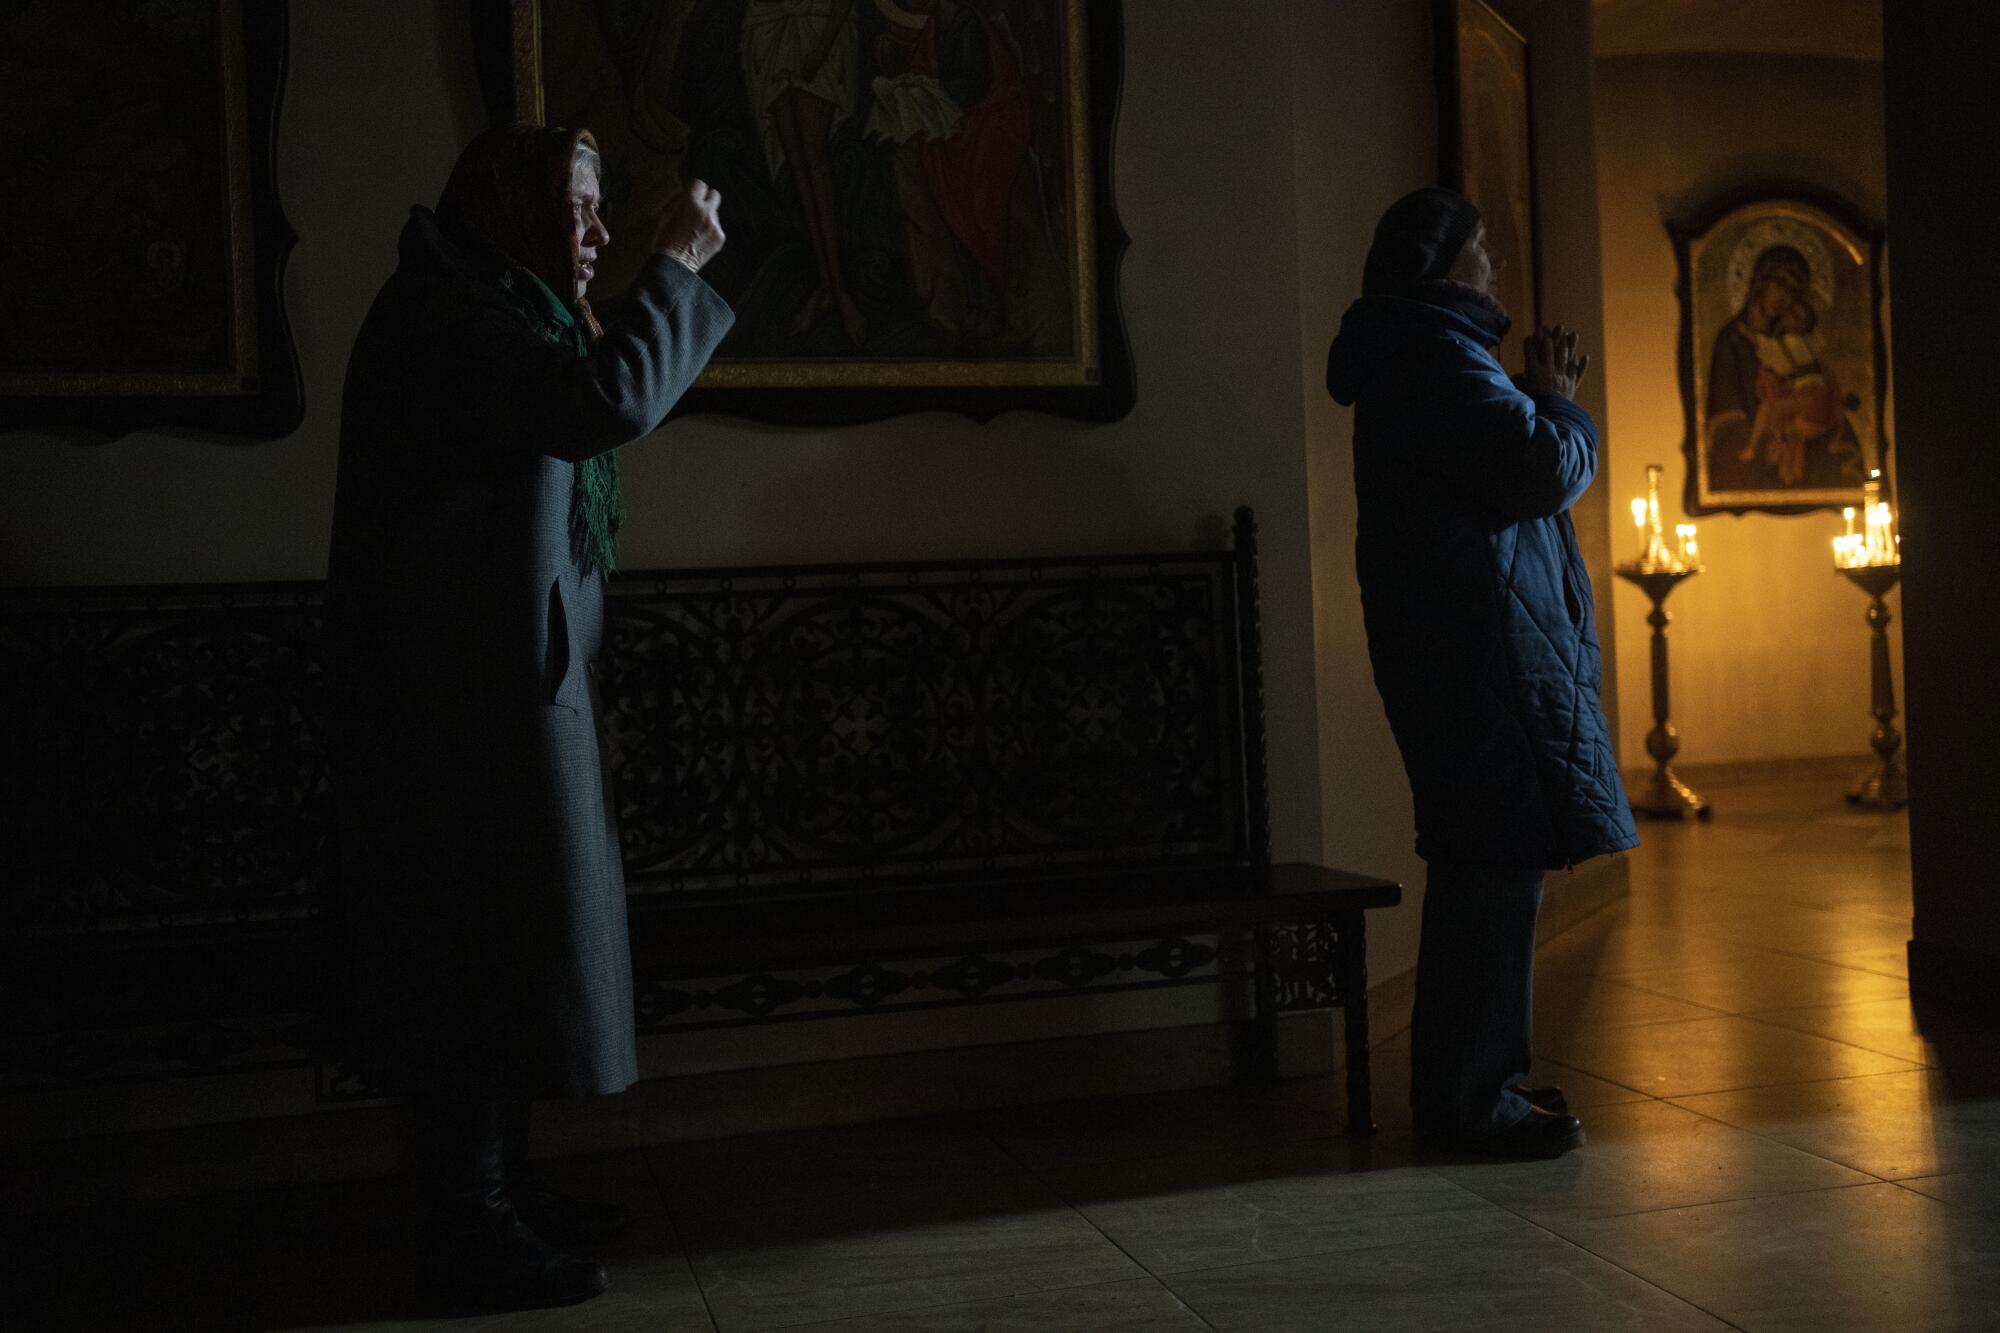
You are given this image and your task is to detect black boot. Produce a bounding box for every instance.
[412,1098,609,1311]
[503,1101,634,1245]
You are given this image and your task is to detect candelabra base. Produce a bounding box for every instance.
[1847,760,1908,811]
[1629,766,1712,821]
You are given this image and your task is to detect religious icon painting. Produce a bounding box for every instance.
[1671,194,1890,516]
[0,0,301,438]
[1436,0,1538,377]
[477,0,1134,424]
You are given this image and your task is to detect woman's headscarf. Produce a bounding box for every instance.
[436,125,623,574]
[437,125,605,337]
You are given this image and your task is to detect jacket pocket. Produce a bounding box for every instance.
[544,576,580,710]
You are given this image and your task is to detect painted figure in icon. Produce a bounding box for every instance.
[742,0,869,343]
[1705,244,1863,492]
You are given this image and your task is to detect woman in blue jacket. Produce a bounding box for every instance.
[1327,187,1637,1158]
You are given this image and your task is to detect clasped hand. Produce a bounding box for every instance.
[1520,323,1590,401]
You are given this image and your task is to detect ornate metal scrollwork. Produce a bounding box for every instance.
[598,557,1248,894]
[1261,921,1353,1012]
[0,586,330,933]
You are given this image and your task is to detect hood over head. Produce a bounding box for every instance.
[436,124,603,337]
[1362,187,1483,297]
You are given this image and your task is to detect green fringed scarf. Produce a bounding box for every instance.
[505,266,623,576]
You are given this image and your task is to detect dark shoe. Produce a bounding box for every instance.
[513,1179,634,1246]
[1521,1085,1569,1115]
[417,1203,610,1312]
[1420,1106,1585,1159]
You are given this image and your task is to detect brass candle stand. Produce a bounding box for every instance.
[1615,564,1711,820]
[1836,562,1908,810]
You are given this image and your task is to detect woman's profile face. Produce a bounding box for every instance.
[568,164,610,299]
[1448,222,1496,296]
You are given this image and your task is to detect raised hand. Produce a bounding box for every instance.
[651,179,725,273]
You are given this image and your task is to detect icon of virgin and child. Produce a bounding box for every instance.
[1703,240,1867,494]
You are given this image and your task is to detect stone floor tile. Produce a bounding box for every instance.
[1288,1033,1652,1138]
[768,1277,1211,1331]
[468,1273,716,1333]
[648,1114,1018,1208]
[1896,1170,2000,1217]
[1685,907,1910,959]
[1523,1058,1659,1108]
[1599,954,1910,1017]
[1045,1139,1517,1274]
[1534,973,1727,1036]
[975,1080,1333,1172]
[1431,1097,1870,1225]
[1164,1219,1729,1332]
[14,1176,429,1332]
[1670,1068,2000,1181]
[1546,1182,2000,1333]
[1816,943,1911,978]
[1624,896,1912,955]
[1745,995,1946,1065]
[1537,921,1792,981]
[1540,1012,1919,1098]
[675,1173,1140,1332]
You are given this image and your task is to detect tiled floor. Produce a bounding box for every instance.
[17,770,2000,1331]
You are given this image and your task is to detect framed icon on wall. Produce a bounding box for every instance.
[474,0,1135,425]
[0,0,302,439]
[1672,193,1890,516]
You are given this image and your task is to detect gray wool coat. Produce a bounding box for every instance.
[326,207,733,1100]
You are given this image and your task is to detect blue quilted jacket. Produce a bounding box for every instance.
[1327,292,1638,870]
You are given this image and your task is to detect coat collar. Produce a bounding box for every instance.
[397,205,579,338]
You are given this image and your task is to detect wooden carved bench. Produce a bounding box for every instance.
[0,508,1400,1132]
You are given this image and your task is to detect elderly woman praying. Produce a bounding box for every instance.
[1326,187,1637,1161]
[326,126,731,1312]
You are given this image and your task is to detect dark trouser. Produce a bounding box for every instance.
[1409,860,1545,1139]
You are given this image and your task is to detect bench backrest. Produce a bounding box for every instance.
[0,582,332,938]
[602,520,1270,899]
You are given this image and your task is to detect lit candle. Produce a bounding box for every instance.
[1852,469,1899,567]
[1631,498,1648,562]
[1644,464,1668,569]
[1843,507,1856,540]
[1676,523,1698,567]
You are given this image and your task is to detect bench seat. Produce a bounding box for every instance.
[630,862,1400,1132]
